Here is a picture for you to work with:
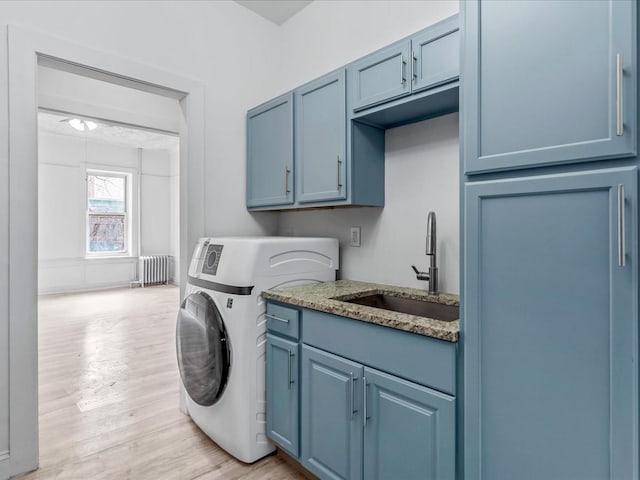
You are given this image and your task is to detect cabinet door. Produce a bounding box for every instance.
[463,0,636,173]
[464,167,638,480]
[246,93,294,207]
[266,334,299,457]
[363,367,455,480]
[295,70,347,203]
[411,15,459,94]
[349,40,412,112]
[301,345,363,480]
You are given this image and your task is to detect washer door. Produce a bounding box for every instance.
[176,292,230,406]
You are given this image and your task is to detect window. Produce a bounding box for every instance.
[86,171,128,255]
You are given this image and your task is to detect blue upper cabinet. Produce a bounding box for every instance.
[350,15,460,116]
[247,14,460,211]
[246,93,294,207]
[411,15,459,94]
[295,70,347,203]
[464,167,638,480]
[350,40,412,112]
[463,0,637,174]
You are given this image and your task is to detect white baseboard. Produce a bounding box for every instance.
[38,281,133,296]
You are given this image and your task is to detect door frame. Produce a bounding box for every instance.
[1,25,206,478]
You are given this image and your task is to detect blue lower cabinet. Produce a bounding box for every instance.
[363,367,455,480]
[301,345,363,480]
[299,342,456,480]
[266,334,299,457]
[464,167,638,480]
[266,305,458,479]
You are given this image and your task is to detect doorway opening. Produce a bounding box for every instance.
[31,59,187,476]
[36,61,182,293]
[3,26,207,478]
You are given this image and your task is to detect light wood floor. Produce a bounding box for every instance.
[17,286,307,480]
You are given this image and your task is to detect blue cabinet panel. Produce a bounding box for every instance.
[364,367,455,480]
[246,93,294,207]
[302,308,457,395]
[266,302,300,340]
[350,40,412,112]
[464,167,638,480]
[463,0,637,173]
[266,334,299,457]
[295,70,347,203]
[301,345,363,480]
[412,14,459,94]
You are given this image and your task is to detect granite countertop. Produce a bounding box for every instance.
[262,280,459,342]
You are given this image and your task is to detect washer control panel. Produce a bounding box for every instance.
[202,244,223,276]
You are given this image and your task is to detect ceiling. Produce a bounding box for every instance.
[38,111,179,150]
[235,0,312,25]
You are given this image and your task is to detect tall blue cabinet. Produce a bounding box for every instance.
[463,0,636,174]
[464,168,637,480]
[462,1,639,479]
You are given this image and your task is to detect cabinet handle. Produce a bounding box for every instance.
[349,373,357,418]
[265,313,289,324]
[284,166,291,195]
[363,376,369,428]
[337,155,343,190]
[288,350,295,388]
[618,184,626,267]
[412,52,417,81]
[616,54,623,136]
[400,55,406,84]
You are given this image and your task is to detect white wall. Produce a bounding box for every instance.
[278,1,460,91]
[38,66,182,134]
[9,0,461,292]
[169,144,180,282]
[1,0,283,242]
[1,3,283,475]
[140,147,181,283]
[1,2,461,474]
[140,149,171,255]
[280,114,459,292]
[277,0,461,292]
[38,132,178,293]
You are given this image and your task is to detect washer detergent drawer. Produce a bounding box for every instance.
[266,302,300,340]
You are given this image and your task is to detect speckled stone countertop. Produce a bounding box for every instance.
[262,280,459,342]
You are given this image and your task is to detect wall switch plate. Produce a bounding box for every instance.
[350,226,361,247]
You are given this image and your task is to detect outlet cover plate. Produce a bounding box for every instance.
[350,226,361,247]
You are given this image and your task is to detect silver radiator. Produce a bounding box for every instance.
[139,255,171,287]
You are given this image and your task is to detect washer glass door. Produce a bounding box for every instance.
[176,292,231,406]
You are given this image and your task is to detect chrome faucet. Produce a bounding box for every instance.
[411,211,438,294]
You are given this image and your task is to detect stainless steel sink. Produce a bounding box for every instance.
[344,293,459,322]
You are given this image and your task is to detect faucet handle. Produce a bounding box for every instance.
[411,265,430,281]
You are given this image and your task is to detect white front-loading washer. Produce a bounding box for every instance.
[176,236,338,463]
